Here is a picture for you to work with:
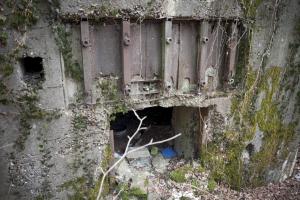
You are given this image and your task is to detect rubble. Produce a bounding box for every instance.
[126,147,151,160]
[152,153,170,173]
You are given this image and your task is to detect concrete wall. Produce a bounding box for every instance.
[0,0,299,199]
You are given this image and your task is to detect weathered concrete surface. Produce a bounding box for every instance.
[0,0,299,199]
[60,0,242,19]
[172,107,200,159]
[249,0,300,183]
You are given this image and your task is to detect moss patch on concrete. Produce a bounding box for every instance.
[202,66,296,189]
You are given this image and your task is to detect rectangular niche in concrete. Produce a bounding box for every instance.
[110,106,209,159]
[20,56,45,84]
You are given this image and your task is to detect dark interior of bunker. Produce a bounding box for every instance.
[110,106,206,160]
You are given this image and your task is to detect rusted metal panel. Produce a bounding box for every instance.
[197,20,210,87]
[225,21,238,83]
[121,20,131,90]
[206,21,226,71]
[172,23,180,89]
[80,18,94,104]
[94,23,121,76]
[178,21,198,93]
[130,22,143,80]
[124,21,162,95]
[206,21,226,91]
[143,21,162,80]
[197,20,227,92]
[163,18,177,91]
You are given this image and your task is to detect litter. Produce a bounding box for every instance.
[161,147,177,159]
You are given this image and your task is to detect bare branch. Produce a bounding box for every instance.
[96,109,181,200]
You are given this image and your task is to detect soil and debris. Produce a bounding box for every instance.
[111,150,300,200]
[110,108,300,200]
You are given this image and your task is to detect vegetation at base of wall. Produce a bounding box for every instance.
[207,179,217,192]
[60,146,113,199]
[117,184,147,200]
[169,165,192,183]
[53,24,83,82]
[204,16,300,190]
[59,176,100,200]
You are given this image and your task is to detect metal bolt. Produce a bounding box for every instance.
[166,37,172,44]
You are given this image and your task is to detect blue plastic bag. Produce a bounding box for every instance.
[161,147,177,159]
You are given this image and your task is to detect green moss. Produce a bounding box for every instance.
[202,66,296,189]
[60,172,111,200]
[53,24,83,82]
[61,176,105,200]
[207,179,217,192]
[117,184,147,200]
[169,165,192,183]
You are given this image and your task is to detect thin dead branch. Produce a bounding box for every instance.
[96,109,181,200]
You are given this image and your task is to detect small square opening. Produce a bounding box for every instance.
[20,57,45,83]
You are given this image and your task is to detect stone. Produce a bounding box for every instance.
[150,146,159,156]
[126,147,151,160]
[152,153,170,173]
[130,168,151,193]
[115,159,133,182]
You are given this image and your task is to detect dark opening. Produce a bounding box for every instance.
[110,106,205,160]
[246,143,255,156]
[110,107,173,154]
[20,57,44,83]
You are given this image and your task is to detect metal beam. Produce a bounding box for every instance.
[162,18,174,91]
[197,20,210,89]
[226,21,238,85]
[121,20,131,94]
[80,18,94,104]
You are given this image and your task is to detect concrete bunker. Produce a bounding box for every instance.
[110,106,209,160]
